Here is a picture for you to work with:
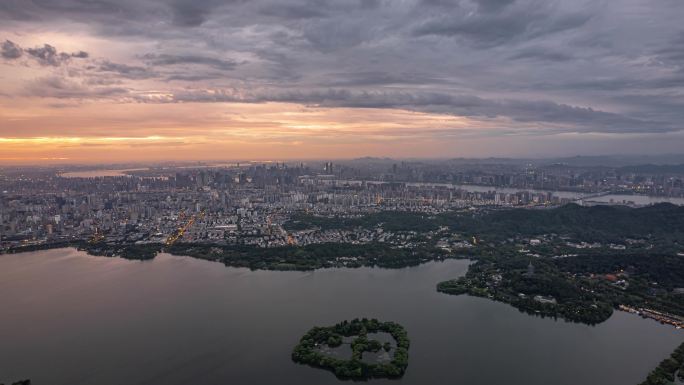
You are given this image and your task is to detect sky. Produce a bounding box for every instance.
[1,0,683,163]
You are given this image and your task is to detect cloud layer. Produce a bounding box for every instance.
[1,0,683,161]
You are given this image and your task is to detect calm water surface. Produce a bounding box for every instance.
[0,248,681,385]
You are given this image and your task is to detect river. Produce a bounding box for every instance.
[0,248,681,385]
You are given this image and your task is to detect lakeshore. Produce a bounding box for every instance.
[1,248,682,385]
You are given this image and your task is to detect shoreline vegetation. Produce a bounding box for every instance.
[2,204,683,385]
[2,203,683,327]
[291,318,410,379]
[437,273,614,325]
[435,246,684,326]
[2,241,456,270]
[639,341,684,385]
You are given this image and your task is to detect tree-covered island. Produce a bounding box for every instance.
[292,318,410,379]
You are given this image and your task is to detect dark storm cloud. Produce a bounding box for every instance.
[419,0,459,8]
[654,33,684,67]
[168,0,221,27]
[26,44,72,66]
[299,91,670,134]
[0,0,135,25]
[612,94,684,122]
[98,60,158,79]
[142,54,240,71]
[165,73,225,81]
[25,76,128,99]
[1,40,22,59]
[2,0,684,138]
[2,40,90,65]
[157,88,672,134]
[0,0,239,27]
[323,71,446,86]
[509,47,572,62]
[474,0,516,13]
[259,3,328,19]
[414,5,591,47]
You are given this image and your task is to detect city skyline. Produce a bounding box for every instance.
[2,0,684,163]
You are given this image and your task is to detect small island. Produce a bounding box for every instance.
[292,318,410,379]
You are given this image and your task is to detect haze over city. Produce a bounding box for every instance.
[2,0,684,163]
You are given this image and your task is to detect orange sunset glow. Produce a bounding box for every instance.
[1,0,683,163]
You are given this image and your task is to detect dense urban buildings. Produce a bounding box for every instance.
[2,158,683,250]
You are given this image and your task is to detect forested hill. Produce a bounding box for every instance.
[286,203,684,243]
[618,163,684,174]
[453,203,684,242]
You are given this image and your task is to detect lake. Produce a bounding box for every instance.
[0,248,681,385]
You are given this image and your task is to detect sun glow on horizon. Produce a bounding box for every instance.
[0,100,489,163]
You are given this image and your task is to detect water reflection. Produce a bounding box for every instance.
[0,248,681,385]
